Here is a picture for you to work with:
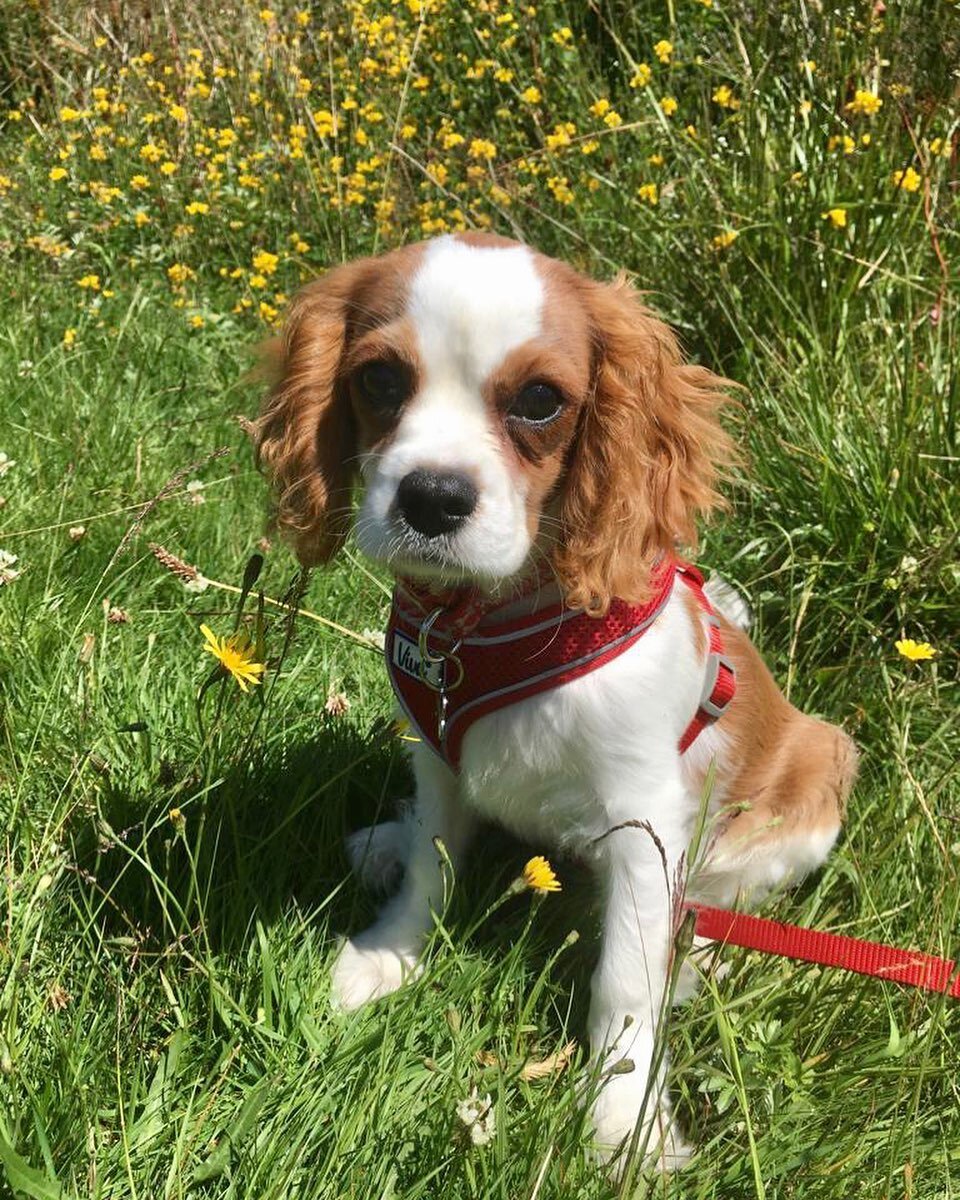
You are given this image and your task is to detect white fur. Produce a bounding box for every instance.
[332,589,708,1157]
[355,238,543,583]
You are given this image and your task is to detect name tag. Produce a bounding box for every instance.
[392,630,444,688]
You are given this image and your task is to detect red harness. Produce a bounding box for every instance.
[385,560,736,772]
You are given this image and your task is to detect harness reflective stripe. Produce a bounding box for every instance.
[386,561,736,772]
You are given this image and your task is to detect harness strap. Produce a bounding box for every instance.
[676,567,737,753]
[387,561,736,772]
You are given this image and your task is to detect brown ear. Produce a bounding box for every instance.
[253,269,359,566]
[556,275,735,614]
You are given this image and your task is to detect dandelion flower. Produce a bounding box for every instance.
[523,855,561,893]
[49,166,69,182]
[895,638,937,662]
[200,624,266,691]
[822,207,848,228]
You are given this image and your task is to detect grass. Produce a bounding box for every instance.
[0,0,958,1196]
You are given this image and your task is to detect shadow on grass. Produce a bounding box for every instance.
[72,718,601,1023]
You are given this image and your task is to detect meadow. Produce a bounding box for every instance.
[0,0,958,1196]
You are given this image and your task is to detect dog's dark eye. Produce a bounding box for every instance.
[356,360,410,412]
[509,382,563,424]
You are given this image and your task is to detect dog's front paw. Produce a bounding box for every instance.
[589,1074,692,1175]
[330,936,421,1011]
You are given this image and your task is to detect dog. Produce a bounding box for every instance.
[254,232,857,1167]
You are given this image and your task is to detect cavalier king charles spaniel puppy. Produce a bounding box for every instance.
[255,232,856,1169]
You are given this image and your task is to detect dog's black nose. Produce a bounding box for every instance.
[396,469,478,538]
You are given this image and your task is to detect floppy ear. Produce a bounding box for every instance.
[253,267,359,566]
[556,275,735,614]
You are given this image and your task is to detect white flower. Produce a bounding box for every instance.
[361,627,386,651]
[185,479,206,505]
[68,525,87,541]
[899,554,919,575]
[183,573,210,594]
[0,549,21,585]
[455,1087,496,1147]
[0,452,15,477]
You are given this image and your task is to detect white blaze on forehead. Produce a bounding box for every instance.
[407,237,544,388]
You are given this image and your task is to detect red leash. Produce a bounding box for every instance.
[687,903,960,998]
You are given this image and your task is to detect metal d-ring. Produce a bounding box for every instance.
[417,609,465,693]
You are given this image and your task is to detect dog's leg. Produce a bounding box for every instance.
[331,751,473,1010]
[587,803,691,1172]
[345,818,410,894]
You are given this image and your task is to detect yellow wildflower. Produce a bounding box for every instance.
[49,166,69,182]
[891,167,921,193]
[653,39,673,64]
[822,208,848,228]
[845,89,882,117]
[637,182,659,205]
[630,63,652,88]
[712,85,740,110]
[469,138,497,160]
[252,250,279,275]
[160,160,177,175]
[551,27,573,46]
[547,175,574,204]
[139,142,163,162]
[523,856,561,894]
[185,201,209,215]
[589,98,611,118]
[77,274,100,290]
[828,134,856,155]
[711,230,738,249]
[62,328,77,348]
[660,96,678,116]
[200,624,266,691]
[895,639,936,662]
[167,262,195,286]
[521,86,542,103]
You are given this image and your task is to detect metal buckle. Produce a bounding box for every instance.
[417,608,464,693]
[698,653,735,720]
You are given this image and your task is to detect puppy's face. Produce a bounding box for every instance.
[257,233,731,612]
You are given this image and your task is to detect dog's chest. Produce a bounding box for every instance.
[451,595,703,851]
